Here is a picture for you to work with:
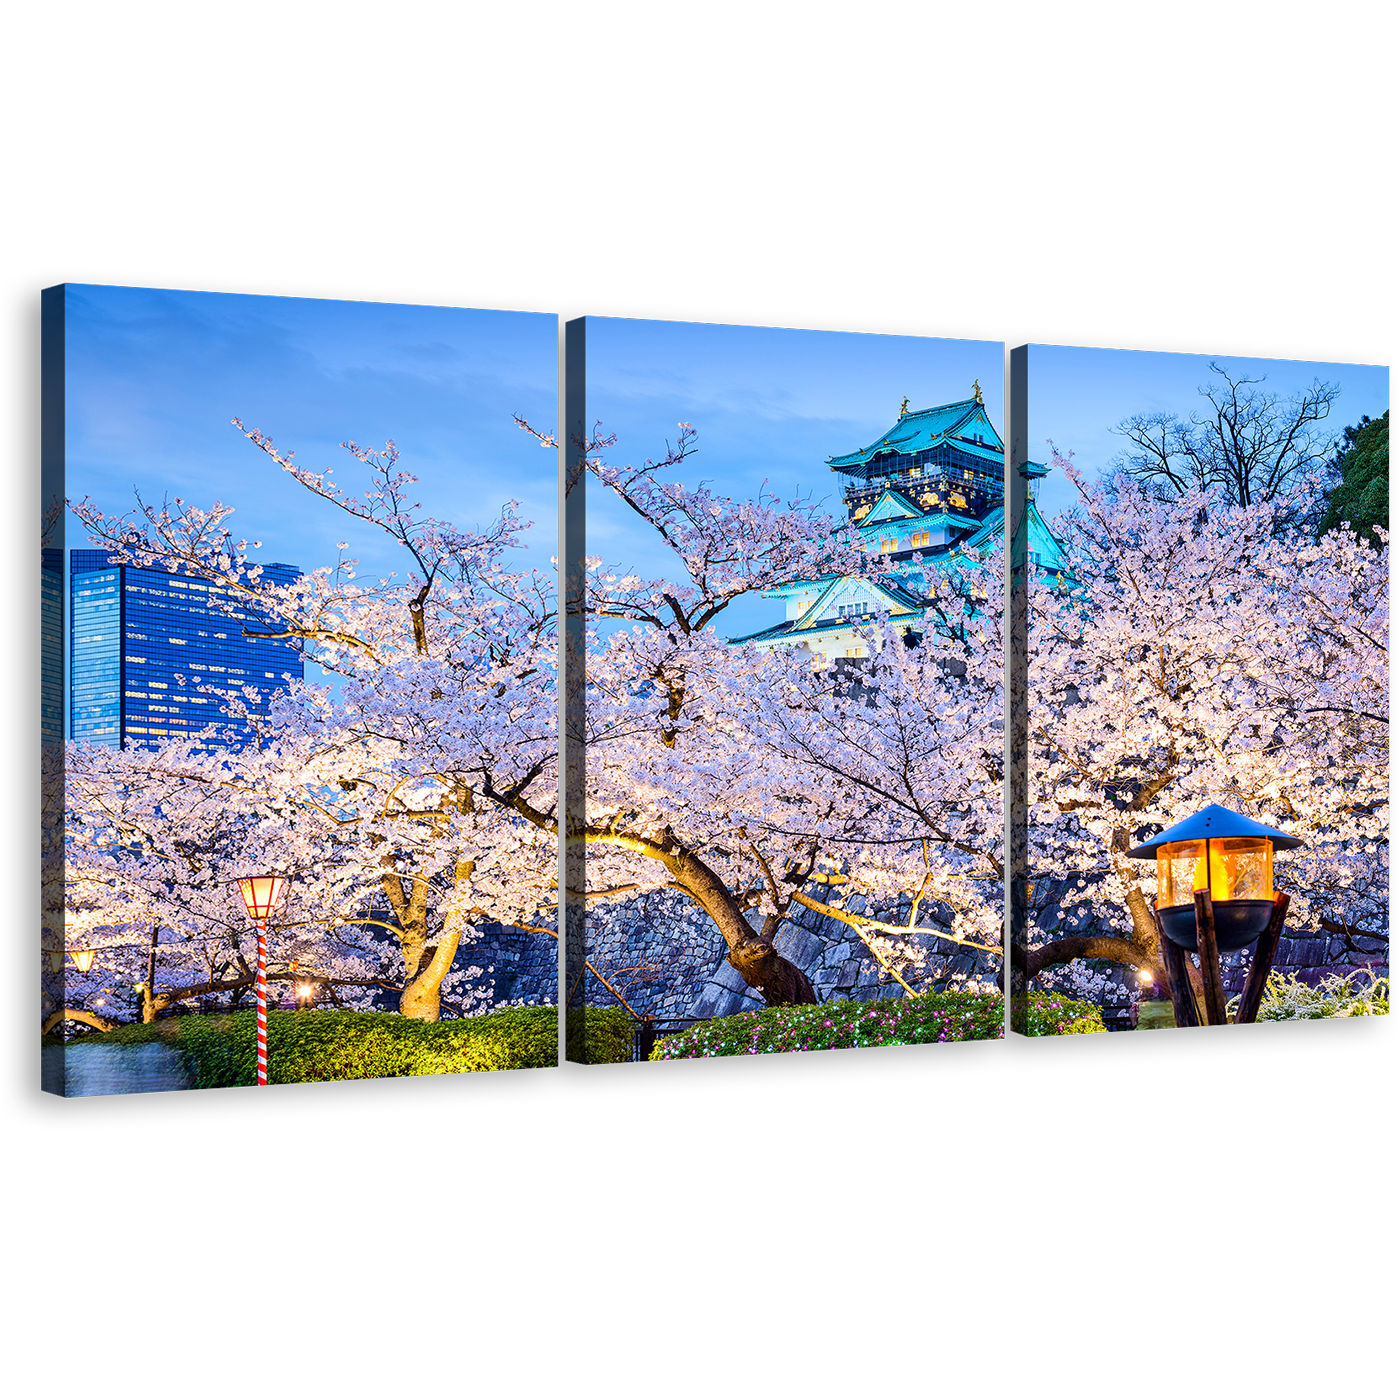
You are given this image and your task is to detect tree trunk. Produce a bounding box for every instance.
[397,909,466,1021]
[141,925,159,1023]
[669,851,817,1006]
[727,935,817,1005]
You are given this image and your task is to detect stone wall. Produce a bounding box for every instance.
[450,920,557,1010]
[583,887,1002,1023]
[466,875,1386,1026]
[582,892,727,1019]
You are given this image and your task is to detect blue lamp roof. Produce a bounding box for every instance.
[1125,803,1305,859]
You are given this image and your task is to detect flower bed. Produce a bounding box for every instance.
[1012,991,1107,1036]
[650,990,1003,1060]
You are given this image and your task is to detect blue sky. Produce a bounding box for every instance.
[583,324,1388,641]
[63,285,557,687]
[584,316,1003,641]
[1028,344,1389,520]
[65,294,1386,674]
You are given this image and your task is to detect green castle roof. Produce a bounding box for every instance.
[829,396,1004,476]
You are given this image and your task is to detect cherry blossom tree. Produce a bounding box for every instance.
[568,419,1384,1020]
[1019,452,1388,995]
[523,418,1006,1006]
[64,411,1379,1037]
[63,424,560,1023]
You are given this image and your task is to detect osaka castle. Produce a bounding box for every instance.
[729,386,1067,661]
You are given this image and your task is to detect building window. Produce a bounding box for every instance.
[845,647,864,658]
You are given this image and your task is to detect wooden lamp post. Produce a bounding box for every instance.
[1126,805,1303,1027]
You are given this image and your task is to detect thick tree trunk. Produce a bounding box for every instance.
[383,849,472,1021]
[669,851,817,1006]
[727,936,817,1005]
[578,829,817,1006]
[397,907,467,1021]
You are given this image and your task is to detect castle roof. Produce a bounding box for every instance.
[829,396,1004,478]
[730,574,923,647]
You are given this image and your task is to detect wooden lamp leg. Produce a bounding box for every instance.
[1233,892,1290,1025]
[1154,909,1201,1028]
[1192,889,1229,1025]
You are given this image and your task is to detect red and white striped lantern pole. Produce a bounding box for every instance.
[238,875,287,1088]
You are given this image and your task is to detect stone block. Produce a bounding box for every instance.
[775,925,823,971]
[710,954,751,994]
[687,981,730,1018]
[720,990,761,1018]
[1341,947,1378,964]
[835,958,859,989]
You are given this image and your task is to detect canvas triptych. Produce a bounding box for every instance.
[41,286,1390,1095]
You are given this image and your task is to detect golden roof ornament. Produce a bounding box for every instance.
[899,396,910,416]
[972,379,983,404]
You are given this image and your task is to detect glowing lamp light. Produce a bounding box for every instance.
[49,951,63,974]
[1127,804,1304,952]
[72,949,97,974]
[1137,968,1154,984]
[237,875,286,923]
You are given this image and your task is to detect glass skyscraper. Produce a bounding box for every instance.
[69,550,304,750]
[42,547,64,747]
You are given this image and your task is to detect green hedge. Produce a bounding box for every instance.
[650,990,1003,1060]
[76,1006,574,1086]
[565,1005,635,1065]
